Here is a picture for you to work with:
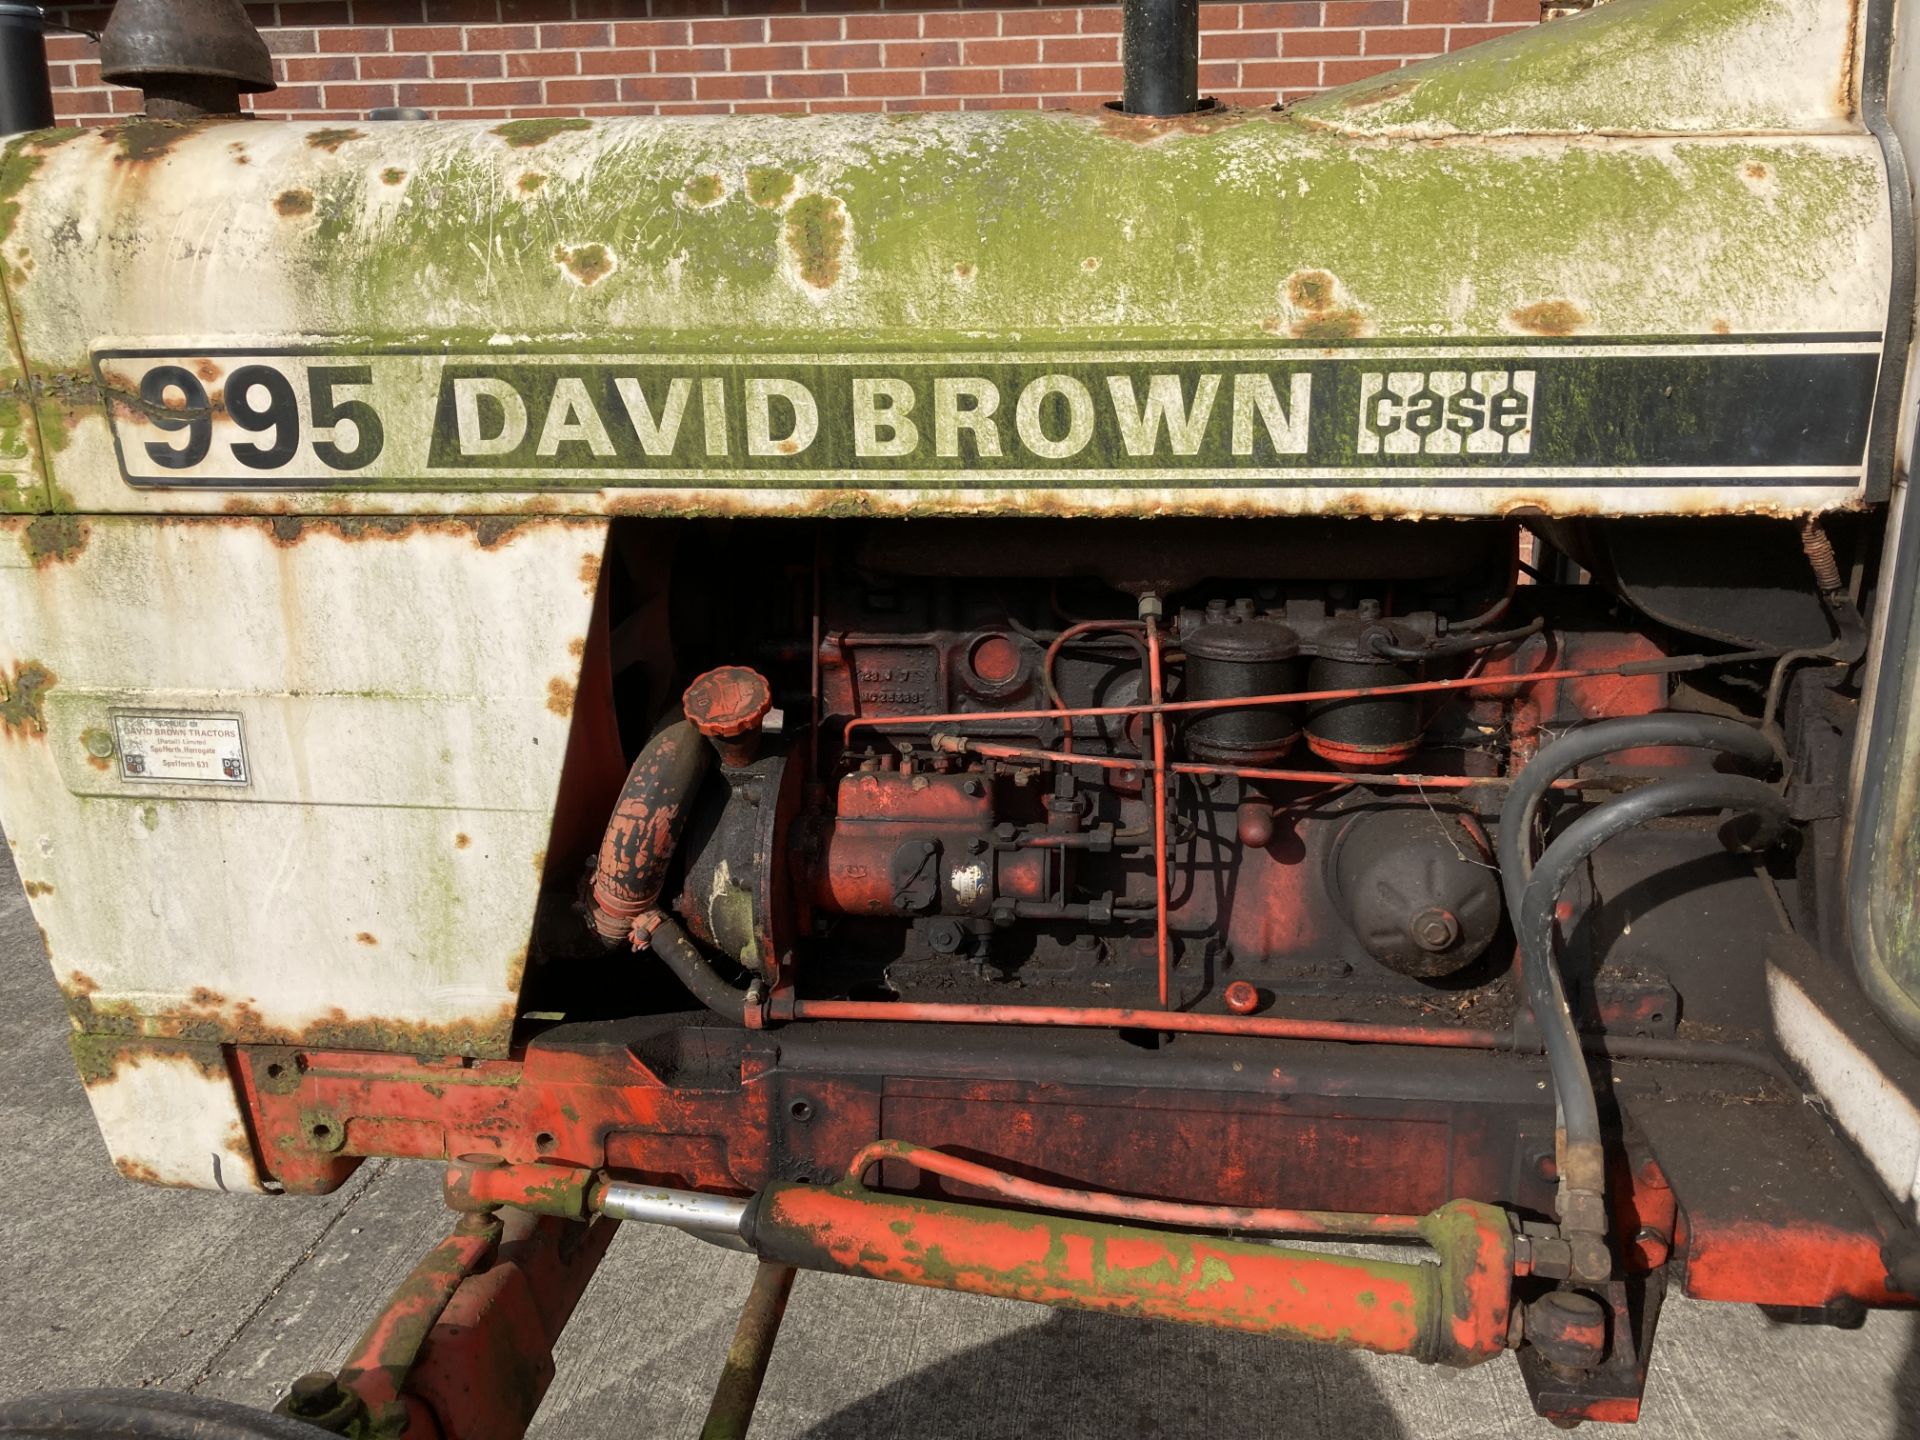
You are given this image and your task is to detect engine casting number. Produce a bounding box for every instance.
[91,341,1880,494]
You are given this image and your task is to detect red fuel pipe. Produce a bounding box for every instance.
[1146,612,1172,1007]
[845,651,1759,746]
[847,1138,1427,1238]
[787,998,1507,1049]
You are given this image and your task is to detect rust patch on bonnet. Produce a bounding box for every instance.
[579,553,601,594]
[682,173,726,208]
[455,833,472,849]
[306,128,365,153]
[493,117,591,149]
[274,188,315,217]
[554,242,615,286]
[785,193,847,291]
[1,660,55,738]
[69,989,522,1059]
[1095,103,1264,143]
[103,117,230,165]
[1285,269,1369,340]
[746,167,795,208]
[547,677,575,717]
[1340,77,1419,110]
[355,932,378,946]
[243,515,531,549]
[22,514,86,568]
[381,167,407,186]
[1511,299,1589,336]
[22,879,51,897]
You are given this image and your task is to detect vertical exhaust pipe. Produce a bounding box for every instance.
[0,3,54,135]
[1121,0,1201,116]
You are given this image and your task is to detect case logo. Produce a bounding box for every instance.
[1357,369,1535,456]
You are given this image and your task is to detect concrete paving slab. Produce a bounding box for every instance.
[2,837,1914,1438]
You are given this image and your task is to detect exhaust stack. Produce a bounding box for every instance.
[1121,0,1202,115]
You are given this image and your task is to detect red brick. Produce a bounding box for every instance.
[284,55,360,82]
[1326,0,1403,23]
[1203,29,1279,57]
[1365,24,1444,51]
[1000,64,1077,92]
[689,17,769,44]
[1490,0,1539,19]
[964,94,1041,109]
[772,70,847,98]
[728,44,806,70]
[695,72,769,99]
[395,79,469,105]
[1042,34,1116,61]
[356,0,429,21]
[52,87,111,117]
[655,100,732,115]
[1079,63,1124,91]
[387,26,466,51]
[1238,59,1323,85]
[70,60,102,87]
[358,52,432,78]
[1000,8,1078,34]
[620,74,695,101]
[471,78,544,103]
[924,66,1001,95]
[1320,55,1402,80]
[808,98,879,112]
[1199,2,1240,28]
[260,84,325,110]
[1198,58,1238,85]
[324,81,401,108]
[465,24,538,48]
[963,36,1038,63]
[845,14,920,39]
[578,49,655,74]
[613,19,693,45]
[1283,27,1363,53]
[1406,0,1484,17]
[538,23,611,48]
[266,30,321,56]
[807,41,884,67]
[316,27,397,53]
[847,68,923,96]
[1243,1,1322,22]
[653,47,728,73]
[507,49,577,76]
[769,15,843,40]
[884,40,960,66]
[433,51,504,77]
[543,75,620,101]
[45,34,95,62]
[886,96,964,111]
[923,10,999,36]
[1079,6,1124,32]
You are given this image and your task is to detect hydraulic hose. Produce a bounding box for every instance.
[1496,713,1779,913]
[643,913,756,1025]
[1495,714,1781,1281]
[1517,772,1795,1280]
[587,719,713,943]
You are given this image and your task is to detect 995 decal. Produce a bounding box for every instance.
[113,358,385,480]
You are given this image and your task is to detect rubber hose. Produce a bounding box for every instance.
[1497,713,1777,917]
[588,719,713,942]
[1518,772,1795,1194]
[0,1389,326,1440]
[650,914,754,1024]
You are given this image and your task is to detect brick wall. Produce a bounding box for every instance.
[41,0,1537,126]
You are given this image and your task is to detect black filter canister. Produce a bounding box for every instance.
[1305,616,1424,769]
[1179,612,1302,765]
[0,5,53,136]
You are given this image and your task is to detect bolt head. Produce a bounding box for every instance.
[1410,907,1461,952]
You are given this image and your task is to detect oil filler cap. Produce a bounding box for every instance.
[684,666,773,766]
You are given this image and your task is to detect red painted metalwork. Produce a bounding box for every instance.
[846,1137,1427,1237]
[749,1181,1515,1365]
[1676,1217,1915,1308]
[1223,979,1261,1015]
[785,997,1508,1048]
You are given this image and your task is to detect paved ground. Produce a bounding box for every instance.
[1,840,1915,1440]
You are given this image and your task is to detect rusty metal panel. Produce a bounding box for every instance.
[0,513,606,1061]
[0,0,1895,521]
[69,1036,267,1192]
